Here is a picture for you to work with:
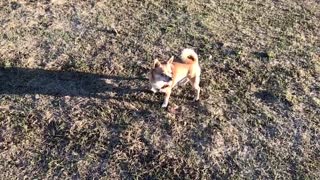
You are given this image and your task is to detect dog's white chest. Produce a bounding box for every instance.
[152,81,168,89]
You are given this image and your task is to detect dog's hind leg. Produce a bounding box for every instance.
[189,75,200,101]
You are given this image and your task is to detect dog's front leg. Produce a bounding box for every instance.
[162,89,172,108]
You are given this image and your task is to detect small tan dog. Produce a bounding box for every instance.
[149,48,201,107]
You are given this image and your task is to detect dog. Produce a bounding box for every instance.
[149,48,201,107]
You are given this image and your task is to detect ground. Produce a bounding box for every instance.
[0,0,319,179]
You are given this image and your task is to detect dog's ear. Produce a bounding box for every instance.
[167,56,174,64]
[153,59,161,68]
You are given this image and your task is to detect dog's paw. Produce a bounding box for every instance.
[150,87,158,93]
[161,103,168,108]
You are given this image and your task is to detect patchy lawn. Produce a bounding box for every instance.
[0,0,319,179]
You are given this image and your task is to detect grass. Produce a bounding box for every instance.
[0,0,319,179]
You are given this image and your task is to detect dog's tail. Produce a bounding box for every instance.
[181,48,198,64]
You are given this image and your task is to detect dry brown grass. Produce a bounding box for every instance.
[0,0,319,179]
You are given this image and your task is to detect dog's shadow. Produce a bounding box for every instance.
[0,67,151,103]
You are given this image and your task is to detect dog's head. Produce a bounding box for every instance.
[150,56,174,82]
